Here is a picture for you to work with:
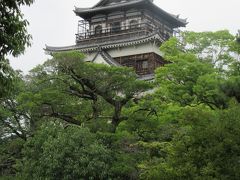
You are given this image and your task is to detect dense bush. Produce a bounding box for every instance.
[18,123,112,179]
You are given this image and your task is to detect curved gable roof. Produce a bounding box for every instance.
[93,0,137,8]
[75,0,144,17]
[74,0,187,27]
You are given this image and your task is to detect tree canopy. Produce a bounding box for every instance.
[0,0,34,98]
[1,30,240,179]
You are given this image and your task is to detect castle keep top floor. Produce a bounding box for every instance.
[74,0,187,44]
[75,0,186,27]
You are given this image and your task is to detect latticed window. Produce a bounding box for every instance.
[95,25,102,35]
[129,20,138,29]
[142,60,148,69]
[111,22,121,33]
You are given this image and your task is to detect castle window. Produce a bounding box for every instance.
[142,60,149,69]
[111,22,121,33]
[129,20,138,29]
[95,25,102,35]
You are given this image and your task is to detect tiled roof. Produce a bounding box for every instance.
[74,0,187,27]
[45,31,164,54]
[93,0,138,8]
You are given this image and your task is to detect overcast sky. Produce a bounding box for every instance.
[9,0,240,73]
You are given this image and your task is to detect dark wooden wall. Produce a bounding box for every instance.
[114,52,166,75]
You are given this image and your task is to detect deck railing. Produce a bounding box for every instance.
[75,21,170,44]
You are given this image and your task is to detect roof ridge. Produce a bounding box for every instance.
[92,0,145,8]
[92,0,108,8]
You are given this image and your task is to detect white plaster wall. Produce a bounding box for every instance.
[93,54,109,65]
[83,52,109,65]
[82,42,163,64]
[84,52,97,61]
[108,42,163,57]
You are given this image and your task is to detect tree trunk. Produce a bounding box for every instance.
[92,97,98,119]
[111,102,122,132]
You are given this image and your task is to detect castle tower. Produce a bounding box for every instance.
[45,0,187,80]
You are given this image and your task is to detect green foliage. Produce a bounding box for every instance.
[1,30,240,179]
[0,138,25,178]
[24,51,150,131]
[229,35,240,54]
[52,51,150,103]
[0,0,34,98]
[0,61,15,97]
[181,30,235,69]
[155,53,224,108]
[146,105,240,180]
[221,61,240,103]
[0,72,33,140]
[96,131,141,179]
[155,30,238,109]
[0,0,33,59]
[221,76,240,103]
[18,123,112,179]
[136,30,240,179]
